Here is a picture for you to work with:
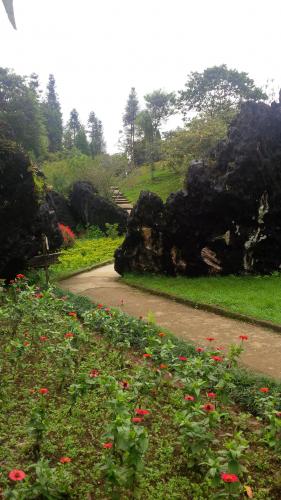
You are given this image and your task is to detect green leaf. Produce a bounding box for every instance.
[2,0,16,29]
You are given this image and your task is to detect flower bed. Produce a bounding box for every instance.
[1,276,281,498]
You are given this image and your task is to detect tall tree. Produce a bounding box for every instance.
[75,126,90,155]
[67,108,81,144]
[28,73,41,97]
[178,64,267,118]
[88,111,106,156]
[43,74,63,152]
[0,67,47,157]
[144,89,175,134]
[123,87,139,169]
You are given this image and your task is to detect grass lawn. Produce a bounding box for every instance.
[2,277,281,498]
[49,236,123,281]
[122,273,281,325]
[118,162,183,203]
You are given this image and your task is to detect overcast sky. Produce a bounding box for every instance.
[1,0,281,152]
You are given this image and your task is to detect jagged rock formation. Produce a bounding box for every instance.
[115,100,281,276]
[46,190,76,230]
[69,181,127,234]
[0,140,62,280]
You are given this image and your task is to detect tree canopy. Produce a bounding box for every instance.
[178,64,267,117]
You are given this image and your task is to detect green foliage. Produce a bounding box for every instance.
[43,74,63,153]
[0,67,48,158]
[163,114,229,173]
[122,272,281,325]
[144,89,175,132]
[123,87,139,168]
[105,223,119,239]
[49,236,123,280]
[88,111,106,157]
[179,64,267,117]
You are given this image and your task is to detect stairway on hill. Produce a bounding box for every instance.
[110,186,133,215]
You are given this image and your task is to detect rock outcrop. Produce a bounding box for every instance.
[69,181,127,234]
[115,100,281,276]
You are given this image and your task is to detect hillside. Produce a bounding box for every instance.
[117,162,184,203]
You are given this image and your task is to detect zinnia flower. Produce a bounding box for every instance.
[23,341,30,347]
[39,388,48,395]
[239,335,248,341]
[207,392,216,399]
[184,394,195,401]
[97,304,103,309]
[40,336,48,342]
[211,355,223,362]
[259,387,269,393]
[16,274,25,279]
[202,403,215,412]
[158,332,166,337]
[178,356,187,361]
[64,332,74,339]
[220,472,239,483]
[143,353,152,358]
[89,369,99,378]
[196,347,204,352]
[68,312,77,317]
[121,380,129,389]
[132,417,143,423]
[35,293,44,299]
[8,469,26,481]
[159,364,168,369]
[206,337,215,341]
[135,408,150,415]
[103,442,113,449]
[59,456,72,463]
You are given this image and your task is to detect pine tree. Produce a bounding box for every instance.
[123,87,139,169]
[44,74,63,152]
[75,126,90,155]
[68,108,81,144]
[88,111,106,157]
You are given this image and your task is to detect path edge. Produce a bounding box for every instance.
[57,259,114,282]
[122,279,281,334]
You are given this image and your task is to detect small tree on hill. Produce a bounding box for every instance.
[43,74,63,152]
[123,87,139,169]
[88,111,106,157]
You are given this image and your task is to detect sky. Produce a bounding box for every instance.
[1,0,281,152]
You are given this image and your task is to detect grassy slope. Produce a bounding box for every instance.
[123,273,281,325]
[118,162,183,203]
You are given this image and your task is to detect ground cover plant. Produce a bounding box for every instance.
[122,272,281,325]
[47,235,123,281]
[118,162,183,203]
[1,276,281,498]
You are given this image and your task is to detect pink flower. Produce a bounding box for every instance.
[103,442,113,449]
[184,394,195,401]
[135,408,150,416]
[207,392,216,399]
[132,417,143,423]
[206,337,215,342]
[89,369,99,378]
[40,336,48,342]
[196,347,204,352]
[202,403,215,412]
[16,274,25,279]
[220,472,239,483]
[211,355,223,362]
[8,469,26,481]
[178,356,188,361]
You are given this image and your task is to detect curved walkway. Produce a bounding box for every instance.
[60,264,281,380]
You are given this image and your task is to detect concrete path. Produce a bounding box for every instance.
[60,264,281,380]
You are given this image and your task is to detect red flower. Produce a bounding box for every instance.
[103,442,113,449]
[89,369,99,378]
[220,472,239,483]
[64,332,74,339]
[202,403,215,412]
[23,341,30,347]
[206,337,215,341]
[132,417,143,423]
[207,392,216,399]
[178,356,188,361]
[39,388,48,395]
[8,469,26,481]
[158,332,166,337]
[184,394,195,401]
[59,456,72,463]
[135,408,150,416]
[211,355,223,362]
[16,274,25,279]
[121,380,129,389]
[97,304,103,309]
[40,336,48,342]
[239,335,248,341]
[275,411,281,418]
[143,353,152,358]
[105,308,110,313]
[68,312,77,317]
[259,387,269,393]
[35,293,44,299]
[159,364,168,369]
[215,346,225,351]
[196,347,204,352]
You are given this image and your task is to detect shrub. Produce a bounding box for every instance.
[58,224,75,248]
